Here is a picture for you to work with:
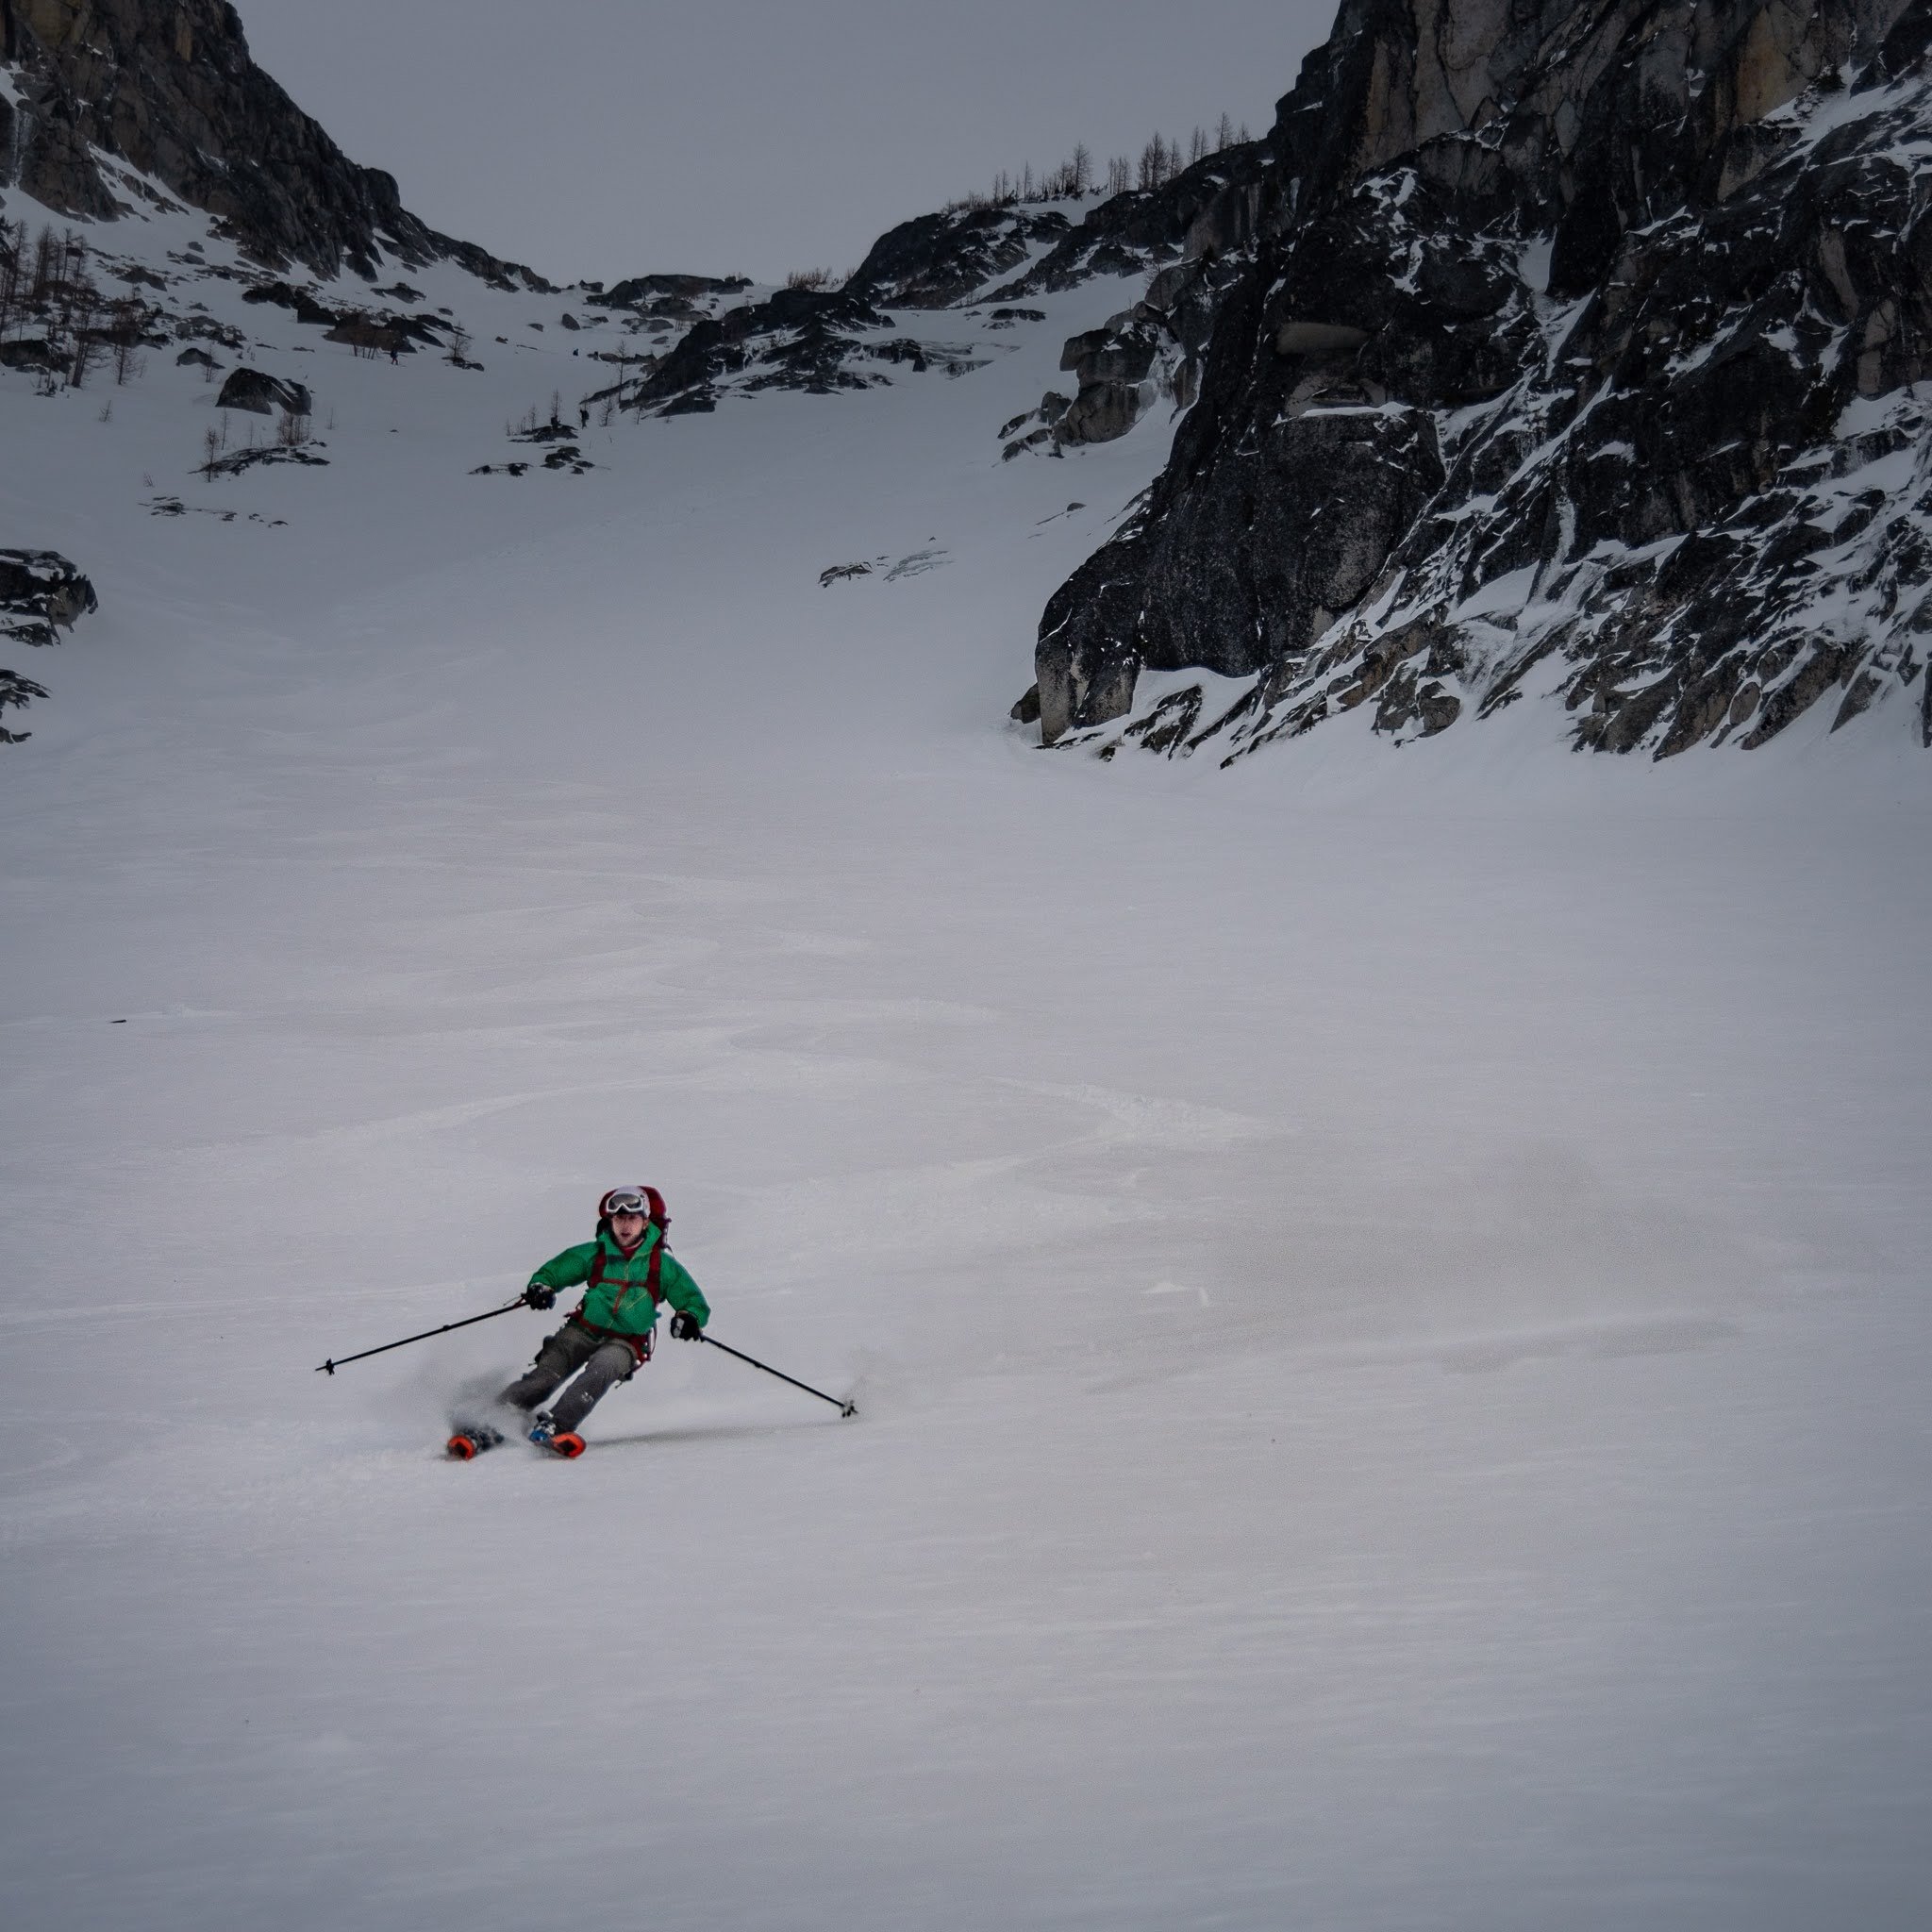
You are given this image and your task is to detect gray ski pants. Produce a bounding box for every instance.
[500,1321,644,1434]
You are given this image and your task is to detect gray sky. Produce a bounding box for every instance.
[234,1,1340,286]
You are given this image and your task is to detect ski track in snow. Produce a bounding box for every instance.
[1,191,1930,1932]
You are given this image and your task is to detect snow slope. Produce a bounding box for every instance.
[2,189,1930,1932]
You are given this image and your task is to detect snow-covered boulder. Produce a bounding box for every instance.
[216,369,313,417]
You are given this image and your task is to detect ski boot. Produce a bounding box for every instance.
[525,1411,557,1448]
[549,1432,587,1459]
[446,1423,505,1459]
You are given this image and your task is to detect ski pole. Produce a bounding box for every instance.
[699,1334,857,1418]
[315,1295,528,1374]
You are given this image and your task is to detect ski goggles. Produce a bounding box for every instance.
[604,1191,650,1215]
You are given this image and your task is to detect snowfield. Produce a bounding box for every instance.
[2,194,1930,1931]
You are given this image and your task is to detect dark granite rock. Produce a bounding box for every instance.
[323,315,411,355]
[1036,0,1932,758]
[632,180,1244,416]
[2,548,95,738]
[0,663,49,741]
[1009,165,1278,460]
[587,274,753,311]
[0,0,544,285]
[216,368,311,416]
[174,314,246,352]
[203,442,328,476]
[0,548,97,641]
[0,336,60,372]
[242,282,341,326]
[991,143,1274,300]
[633,285,899,412]
[846,207,1070,308]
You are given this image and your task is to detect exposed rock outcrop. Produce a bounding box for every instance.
[585,273,753,316]
[635,170,1272,418]
[846,206,1071,308]
[994,147,1275,457]
[1,547,96,742]
[0,0,541,285]
[1036,0,1932,758]
[631,285,907,413]
[0,662,49,739]
[215,368,311,415]
[625,207,1082,415]
[991,144,1272,299]
[0,546,95,641]
[1004,247,1266,458]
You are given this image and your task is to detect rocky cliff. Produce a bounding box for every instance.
[0,0,536,284]
[630,158,1272,419]
[1035,0,1932,756]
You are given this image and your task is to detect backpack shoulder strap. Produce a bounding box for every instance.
[639,1190,670,1300]
[587,1224,668,1304]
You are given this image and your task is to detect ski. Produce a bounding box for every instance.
[447,1424,587,1458]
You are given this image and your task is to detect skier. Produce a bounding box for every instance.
[448,1186,708,1459]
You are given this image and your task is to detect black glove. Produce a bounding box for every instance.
[524,1283,557,1311]
[669,1309,703,1341]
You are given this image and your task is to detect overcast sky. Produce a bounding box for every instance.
[234,1,1340,286]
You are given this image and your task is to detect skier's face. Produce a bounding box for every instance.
[609,1209,647,1245]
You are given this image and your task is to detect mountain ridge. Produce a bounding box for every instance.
[0,0,540,286]
[1031,0,1932,758]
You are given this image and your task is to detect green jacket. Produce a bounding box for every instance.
[528,1226,708,1337]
